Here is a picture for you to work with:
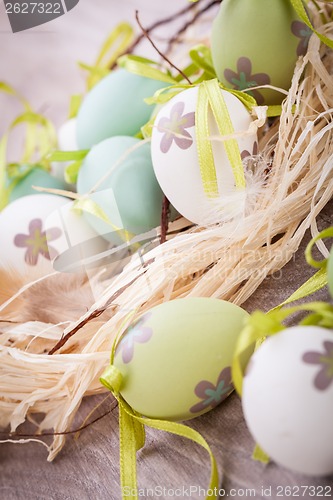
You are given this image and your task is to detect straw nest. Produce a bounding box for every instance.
[0,8,333,461]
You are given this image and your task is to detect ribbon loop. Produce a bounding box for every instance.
[100,365,123,394]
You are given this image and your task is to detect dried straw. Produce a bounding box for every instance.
[0,10,332,461]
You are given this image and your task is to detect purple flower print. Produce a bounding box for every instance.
[157,101,195,153]
[303,340,333,390]
[190,366,233,414]
[224,57,270,105]
[14,218,61,266]
[291,21,312,56]
[117,313,153,364]
[241,141,258,160]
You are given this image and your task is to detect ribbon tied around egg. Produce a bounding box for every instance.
[100,317,219,500]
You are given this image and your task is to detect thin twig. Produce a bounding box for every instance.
[48,275,141,355]
[166,0,220,54]
[135,10,192,84]
[109,0,200,69]
[160,196,171,244]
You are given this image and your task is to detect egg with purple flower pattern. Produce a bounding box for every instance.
[112,297,249,421]
[242,326,333,476]
[151,86,257,225]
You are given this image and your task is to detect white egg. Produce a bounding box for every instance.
[242,326,333,476]
[44,199,109,274]
[0,194,109,280]
[151,86,257,225]
[57,118,78,152]
[0,194,68,277]
[51,118,79,184]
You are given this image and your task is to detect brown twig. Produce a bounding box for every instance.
[110,0,200,69]
[166,0,220,54]
[135,10,192,84]
[160,196,171,244]
[48,275,141,355]
[0,399,119,439]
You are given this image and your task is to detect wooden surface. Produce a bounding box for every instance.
[0,1,333,499]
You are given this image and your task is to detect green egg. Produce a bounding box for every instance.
[76,69,166,149]
[328,246,333,299]
[211,0,312,105]
[113,297,249,421]
[77,136,172,242]
[9,167,66,203]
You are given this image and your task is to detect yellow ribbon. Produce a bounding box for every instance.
[79,23,135,91]
[100,311,219,500]
[100,366,219,500]
[290,0,333,49]
[0,84,57,210]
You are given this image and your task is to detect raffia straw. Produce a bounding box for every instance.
[1,11,333,461]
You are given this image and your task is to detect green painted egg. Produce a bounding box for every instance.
[76,69,166,149]
[77,136,171,242]
[211,0,312,105]
[328,246,333,298]
[9,167,66,203]
[112,298,249,421]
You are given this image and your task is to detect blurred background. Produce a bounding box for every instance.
[0,0,215,138]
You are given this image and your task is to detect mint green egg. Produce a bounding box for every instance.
[211,0,311,105]
[328,247,333,298]
[113,298,249,421]
[77,136,169,241]
[76,69,166,149]
[9,167,66,203]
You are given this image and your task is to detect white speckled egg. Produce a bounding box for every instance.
[151,86,257,225]
[242,326,333,476]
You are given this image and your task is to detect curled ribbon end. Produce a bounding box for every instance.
[100,364,123,394]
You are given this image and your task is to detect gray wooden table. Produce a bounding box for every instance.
[0,1,333,498]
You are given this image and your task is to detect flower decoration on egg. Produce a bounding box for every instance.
[14,218,62,266]
[117,313,153,364]
[157,101,195,153]
[190,366,233,414]
[241,141,258,160]
[291,21,312,56]
[224,57,270,105]
[303,340,333,390]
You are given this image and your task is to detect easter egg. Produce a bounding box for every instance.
[242,326,333,476]
[44,199,108,274]
[151,86,257,225]
[113,298,249,421]
[51,118,79,184]
[76,69,166,149]
[57,118,78,152]
[9,167,66,203]
[211,0,312,104]
[77,136,173,242]
[328,246,333,298]
[0,194,68,276]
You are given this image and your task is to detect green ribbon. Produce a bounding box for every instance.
[0,84,57,210]
[290,0,333,49]
[196,79,247,196]
[79,22,135,90]
[100,312,219,500]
